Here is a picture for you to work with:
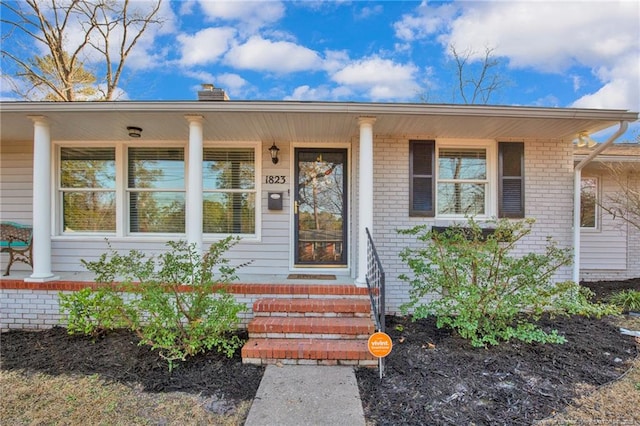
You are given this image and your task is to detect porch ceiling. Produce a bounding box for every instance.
[1,101,637,143]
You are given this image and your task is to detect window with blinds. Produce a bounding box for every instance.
[437,148,487,215]
[128,147,185,233]
[410,141,524,218]
[203,148,256,234]
[60,147,116,233]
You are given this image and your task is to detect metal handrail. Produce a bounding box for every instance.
[365,227,385,333]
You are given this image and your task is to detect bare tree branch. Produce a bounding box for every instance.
[1,0,163,101]
[598,162,640,231]
[449,44,508,105]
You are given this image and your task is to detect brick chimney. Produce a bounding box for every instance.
[197,83,229,101]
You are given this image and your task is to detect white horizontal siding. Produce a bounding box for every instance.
[48,147,295,274]
[0,140,33,223]
[580,169,630,271]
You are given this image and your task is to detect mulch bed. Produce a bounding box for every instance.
[1,279,638,424]
[582,277,640,302]
[0,328,264,405]
[356,278,640,425]
[357,314,637,425]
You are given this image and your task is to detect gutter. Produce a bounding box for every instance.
[572,120,629,283]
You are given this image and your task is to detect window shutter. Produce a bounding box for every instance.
[409,140,435,217]
[498,142,524,218]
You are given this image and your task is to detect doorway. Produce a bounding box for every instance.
[294,148,348,267]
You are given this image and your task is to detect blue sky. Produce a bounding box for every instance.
[2,0,639,140]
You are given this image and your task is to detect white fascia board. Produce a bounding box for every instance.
[1,100,638,122]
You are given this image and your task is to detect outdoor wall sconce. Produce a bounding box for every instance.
[269,143,280,164]
[575,131,597,148]
[127,126,143,138]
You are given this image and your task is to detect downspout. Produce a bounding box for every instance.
[572,120,629,283]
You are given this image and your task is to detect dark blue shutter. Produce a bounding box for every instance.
[410,140,435,217]
[498,142,524,218]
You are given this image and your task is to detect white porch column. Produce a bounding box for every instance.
[356,116,376,286]
[26,116,58,282]
[185,115,204,253]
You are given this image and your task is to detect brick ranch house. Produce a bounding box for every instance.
[1,96,637,364]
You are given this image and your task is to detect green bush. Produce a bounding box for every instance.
[59,287,132,338]
[399,218,619,347]
[608,289,640,312]
[59,237,247,369]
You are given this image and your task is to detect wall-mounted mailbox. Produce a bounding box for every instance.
[268,192,283,210]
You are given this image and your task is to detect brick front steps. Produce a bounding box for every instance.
[242,297,377,366]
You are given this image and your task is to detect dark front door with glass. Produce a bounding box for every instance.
[294,149,348,266]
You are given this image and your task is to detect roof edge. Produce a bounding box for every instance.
[0,100,638,121]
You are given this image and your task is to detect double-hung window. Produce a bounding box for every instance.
[203,148,256,235]
[410,140,524,218]
[437,147,488,215]
[127,147,185,233]
[59,147,116,233]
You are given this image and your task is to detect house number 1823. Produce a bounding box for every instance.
[265,175,286,184]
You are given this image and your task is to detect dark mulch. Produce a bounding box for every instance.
[1,279,638,425]
[357,314,637,425]
[0,327,264,404]
[583,277,640,302]
[356,303,638,426]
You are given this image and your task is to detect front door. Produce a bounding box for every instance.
[294,149,348,267]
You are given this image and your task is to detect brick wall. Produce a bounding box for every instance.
[0,282,370,331]
[372,138,575,314]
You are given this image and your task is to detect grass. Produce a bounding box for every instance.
[0,370,250,426]
[608,289,640,312]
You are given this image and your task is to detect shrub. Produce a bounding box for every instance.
[608,289,640,312]
[59,238,247,369]
[399,218,619,347]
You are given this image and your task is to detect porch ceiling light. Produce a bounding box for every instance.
[127,126,143,138]
[269,143,280,164]
[575,131,597,148]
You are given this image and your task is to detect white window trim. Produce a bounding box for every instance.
[55,141,262,240]
[202,141,262,241]
[434,139,497,219]
[126,144,187,237]
[55,143,118,237]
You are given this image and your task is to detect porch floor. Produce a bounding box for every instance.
[0,270,360,286]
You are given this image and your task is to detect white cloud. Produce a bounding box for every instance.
[183,69,216,85]
[356,5,384,20]
[444,2,638,70]
[179,0,197,15]
[572,55,640,110]
[430,1,639,110]
[285,85,332,101]
[197,0,284,32]
[216,73,248,92]
[224,36,322,72]
[322,50,350,74]
[177,27,237,66]
[331,56,421,101]
[393,1,457,42]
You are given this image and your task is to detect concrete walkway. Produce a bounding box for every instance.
[244,365,366,426]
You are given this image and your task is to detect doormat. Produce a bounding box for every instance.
[287,274,337,280]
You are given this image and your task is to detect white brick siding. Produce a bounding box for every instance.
[371,138,575,314]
